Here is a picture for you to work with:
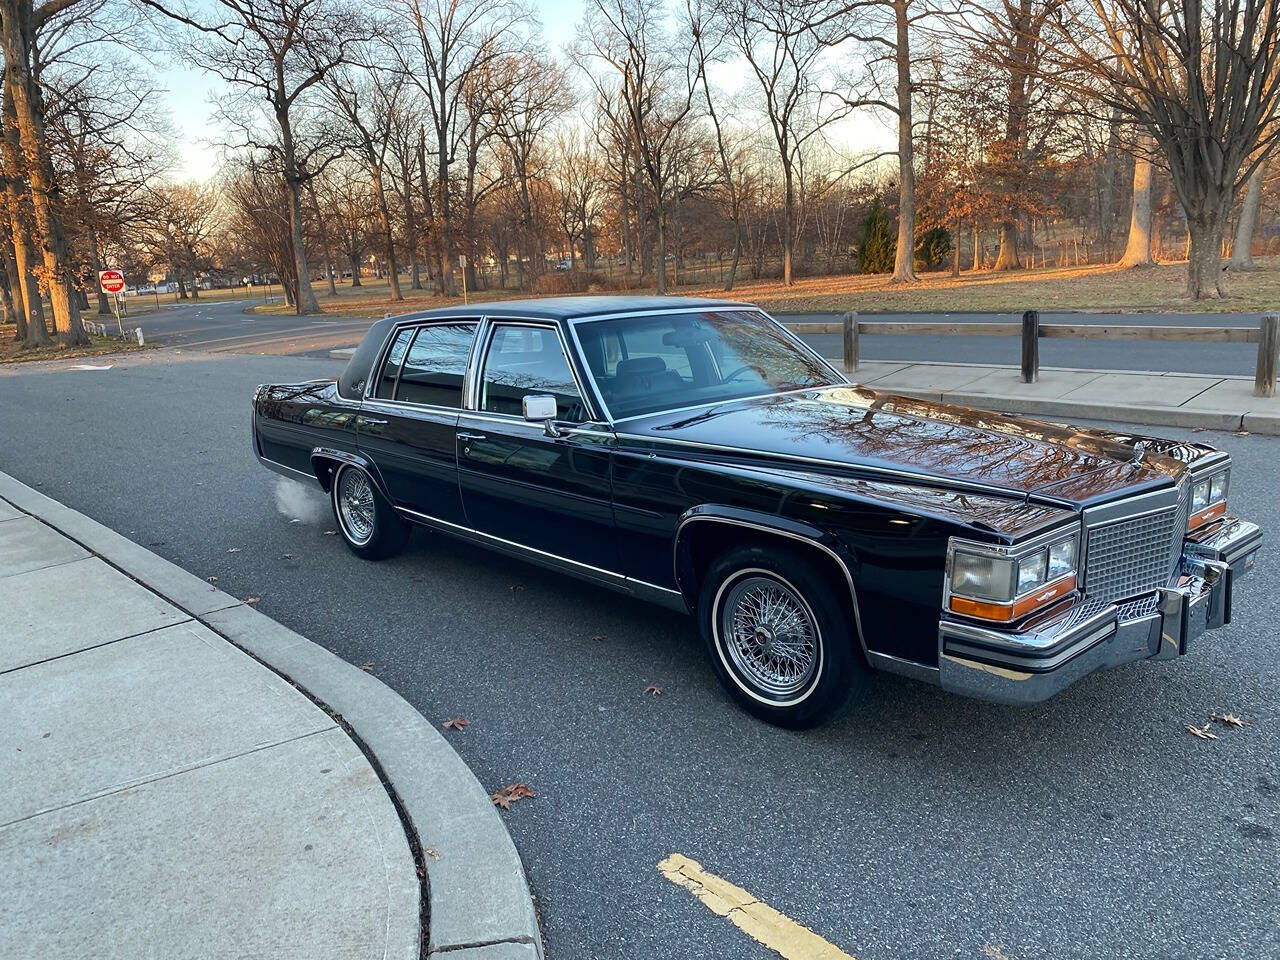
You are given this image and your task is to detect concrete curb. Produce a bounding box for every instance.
[0,471,543,960]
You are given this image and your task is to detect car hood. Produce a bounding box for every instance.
[617,385,1194,504]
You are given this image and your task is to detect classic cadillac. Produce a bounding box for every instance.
[252,297,1262,727]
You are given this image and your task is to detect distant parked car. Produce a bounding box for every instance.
[251,296,1261,727]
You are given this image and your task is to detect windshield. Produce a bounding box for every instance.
[574,309,842,420]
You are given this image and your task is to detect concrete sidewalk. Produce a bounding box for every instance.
[850,361,1280,434]
[0,475,543,960]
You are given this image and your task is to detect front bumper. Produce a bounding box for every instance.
[937,516,1261,705]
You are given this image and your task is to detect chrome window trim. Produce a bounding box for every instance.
[471,316,601,423]
[564,306,847,425]
[673,514,869,659]
[362,317,482,407]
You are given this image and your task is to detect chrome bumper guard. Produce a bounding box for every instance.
[937,516,1261,705]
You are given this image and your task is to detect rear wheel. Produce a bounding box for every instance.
[699,544,866,728]
[331,463,408,560]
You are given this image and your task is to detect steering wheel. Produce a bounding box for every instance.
[721,364,759,384]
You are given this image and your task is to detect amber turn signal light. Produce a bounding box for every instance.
[1189,501,1226,531]
[949,575,1077,623]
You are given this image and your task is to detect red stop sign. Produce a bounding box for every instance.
[99,269,125,294]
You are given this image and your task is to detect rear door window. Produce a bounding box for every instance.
[395,323,477,408]
[373,328,414,400]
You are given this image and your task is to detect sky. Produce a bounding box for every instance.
[156,0,895,182]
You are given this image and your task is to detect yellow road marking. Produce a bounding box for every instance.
[657,853,857,960]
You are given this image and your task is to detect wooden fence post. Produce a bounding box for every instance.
[1256,312,1279,398]
[1021,310,1040,383]
[842,310,858,376]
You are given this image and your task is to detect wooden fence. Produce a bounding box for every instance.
[786,311,1280,399]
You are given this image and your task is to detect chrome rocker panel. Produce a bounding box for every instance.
[936,515,1260,705]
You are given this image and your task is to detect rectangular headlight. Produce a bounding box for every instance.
[1190,467,1229,529]
[951,552,1016,601]
[947,529,1080,622]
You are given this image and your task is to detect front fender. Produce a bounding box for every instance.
[672,505,865,651]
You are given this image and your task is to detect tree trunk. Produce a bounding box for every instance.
[307,183,338,296]
[189,266,200,298]
[782,163,795,286]
[370,166,402,301]
[1118,143,1155,267]
[951,216,961,277]
[0,85,47,346]
[994,221,1020,270]
[0,45,84,345]
[655,213,668,294]
[971,223,982,271]
[349,253,361,286]
[1229,165,1265,271]
[1186,215,1227,299]
[890,0,917,284]
[284,179,319,314]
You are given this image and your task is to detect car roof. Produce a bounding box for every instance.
[395,295,754,322]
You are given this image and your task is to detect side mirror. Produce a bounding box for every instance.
[522,394,560,437]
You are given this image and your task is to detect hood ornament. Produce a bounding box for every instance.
[1131,441,1147,464]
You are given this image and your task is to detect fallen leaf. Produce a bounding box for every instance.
[359,662,374,672]
[442,716,470,731]
[205,575,218,583]
[227,547,241,553]
[323,530,337,536]
[1234,430,1250,436]
[1185,723,1218,740]
[1210,711,1249,729]
[289,518,302,524]
[591,635,607,642]
[644,684,662,696]
[490,782,536,810]
[423,846,441,861]
[279,553,294,560]
[244,596,260,605]
[982,947,1013,960]
[510,584,525,592]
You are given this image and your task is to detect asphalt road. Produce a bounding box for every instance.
[125,296,373,358]
[785,311,1267,377]
[2,349,1275,959]
[126,299,1266,376]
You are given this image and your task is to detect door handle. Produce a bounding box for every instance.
[359,417,388,425]
[457,432,487,441]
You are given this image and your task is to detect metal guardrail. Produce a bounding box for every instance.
[786,310,1280,399]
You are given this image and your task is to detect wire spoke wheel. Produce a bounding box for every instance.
[336,468,376,546]
[719,574,819,698]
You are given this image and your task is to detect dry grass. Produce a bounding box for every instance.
[247,257,1280,319]
[0,325,153,364]
[685,257,1280,314]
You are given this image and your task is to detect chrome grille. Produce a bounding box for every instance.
[1084,509,1180,603]
[1170,479,1191,578]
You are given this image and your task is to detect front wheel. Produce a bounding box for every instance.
[331,463,408,560]
[699,545,866,729]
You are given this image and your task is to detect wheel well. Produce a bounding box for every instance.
[681,520,866,660]
[311,456,339,492]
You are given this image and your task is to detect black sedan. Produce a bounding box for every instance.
[251,296,1261,727]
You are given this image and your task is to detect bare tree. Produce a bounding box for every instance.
[1052,0,1280,297]
[491,49,571,286]
[327,60,407,300]
[576,0,701,293]
[0,81,48,344]
[0,0,89,344]
[396,0,528,296]
[142,0,373,314]
[717,0,851,285]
